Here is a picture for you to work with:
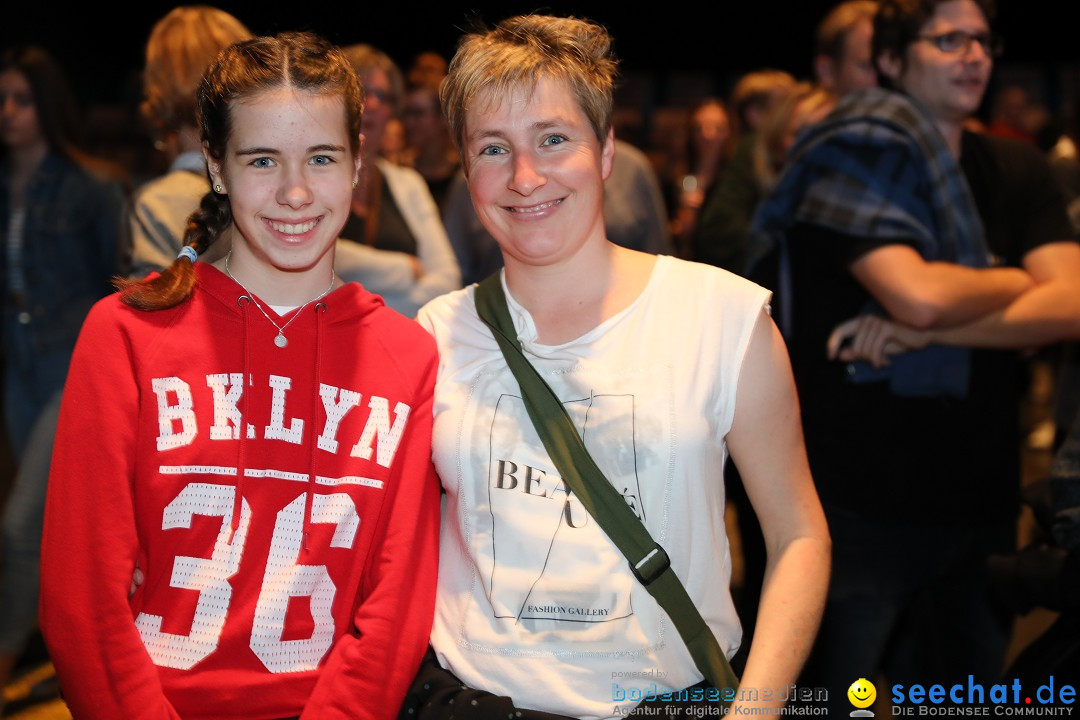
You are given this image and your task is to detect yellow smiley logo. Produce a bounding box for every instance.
[848,678,877,709]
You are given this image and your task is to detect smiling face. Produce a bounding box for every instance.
[877,0,992,125]
[207,86,360,296]
[848,678,877,709]
[463,75,614,270]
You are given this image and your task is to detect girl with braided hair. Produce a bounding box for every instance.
[40,31,439,719]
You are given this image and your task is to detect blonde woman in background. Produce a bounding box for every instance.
[129,5,251,277]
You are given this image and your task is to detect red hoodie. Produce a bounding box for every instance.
[41,263,440,719]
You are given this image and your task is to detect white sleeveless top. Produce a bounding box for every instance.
[417,255,771,719]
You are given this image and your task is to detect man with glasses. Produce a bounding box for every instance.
[749,0,1080,705]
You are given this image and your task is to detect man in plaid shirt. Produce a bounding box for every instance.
[749,0,1080,709]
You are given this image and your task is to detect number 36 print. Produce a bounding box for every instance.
[135,482,360,673]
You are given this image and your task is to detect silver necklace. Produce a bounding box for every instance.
[224,251,337,348]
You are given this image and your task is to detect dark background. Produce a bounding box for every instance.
[3,0,1076,110]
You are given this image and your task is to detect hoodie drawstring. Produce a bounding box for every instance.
[230,294,252,543]
[302,301,328,553]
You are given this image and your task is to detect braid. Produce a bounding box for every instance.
[115,190,232,310]
[186,188,233,254]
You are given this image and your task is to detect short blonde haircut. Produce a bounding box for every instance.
[141,6,251,134]
[440,15,617,150]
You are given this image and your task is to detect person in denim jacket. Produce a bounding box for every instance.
[0,44,124,698]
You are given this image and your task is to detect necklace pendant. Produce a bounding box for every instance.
[274,333,288,348]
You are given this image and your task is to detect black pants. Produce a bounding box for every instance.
[398,648,720,719]
[398,648,573,720]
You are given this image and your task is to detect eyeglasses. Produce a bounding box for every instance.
[917,30,1003,58]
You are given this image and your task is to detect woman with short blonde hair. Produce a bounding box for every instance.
[403,14,830,720]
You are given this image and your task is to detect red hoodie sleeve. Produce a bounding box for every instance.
[301,349,441,719]
[40,301,182,719]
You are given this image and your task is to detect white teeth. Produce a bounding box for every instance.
[268,219,318,235]
[508,199,561,213]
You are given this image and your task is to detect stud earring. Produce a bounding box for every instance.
[214,183,224,193]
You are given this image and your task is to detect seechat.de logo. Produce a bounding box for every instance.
[891,676,1075,716]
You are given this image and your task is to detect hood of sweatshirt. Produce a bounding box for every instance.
[195,261,385,329]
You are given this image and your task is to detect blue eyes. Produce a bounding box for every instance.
[248,155,336,167]
[478,135,568,156]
